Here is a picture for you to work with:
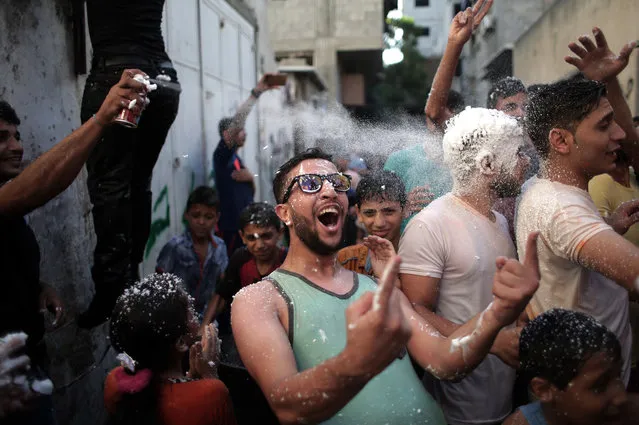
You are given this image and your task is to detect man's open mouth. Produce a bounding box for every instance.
[317,206,340,228]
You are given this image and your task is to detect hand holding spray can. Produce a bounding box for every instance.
[113,74,157,128]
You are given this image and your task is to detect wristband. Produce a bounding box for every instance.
[92,114,107,127]
[251,88,262,99]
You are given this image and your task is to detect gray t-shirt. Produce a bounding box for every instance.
[399,193,517,425]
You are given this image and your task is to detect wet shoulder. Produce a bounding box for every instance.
[410,194,451,224]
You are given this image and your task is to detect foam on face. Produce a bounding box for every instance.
[442,107,525,192]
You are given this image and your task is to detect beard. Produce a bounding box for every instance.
[491,176,522,198]
[290,209,341,256]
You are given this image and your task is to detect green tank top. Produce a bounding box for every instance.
[268,269,446,425]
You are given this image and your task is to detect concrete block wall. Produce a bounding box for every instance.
[514,0,638,114]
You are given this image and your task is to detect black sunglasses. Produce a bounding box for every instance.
[281,173,352,203]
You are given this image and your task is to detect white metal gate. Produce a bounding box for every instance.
[141,0,258,275]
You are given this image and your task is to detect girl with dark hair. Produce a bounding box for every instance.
[104,273,237,425]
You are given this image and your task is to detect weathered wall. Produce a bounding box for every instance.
[0,0,113,424]
[514,0,638,114]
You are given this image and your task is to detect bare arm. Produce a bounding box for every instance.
[231,282,370,424]
[564,27,639,168]
[226,73,283,146]
[404,233,540,378]
[400,274,460,336]
[201,294,226,328]
[0,70,148,217]
[232,259,412,425]
[425,0,492,130]
[578,229,639,291]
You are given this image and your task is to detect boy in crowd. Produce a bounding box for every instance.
[156,186,228,317]
[204,202,285,425]
[505,309,638,425]
[337,170,406,277]
[204,202,286,330]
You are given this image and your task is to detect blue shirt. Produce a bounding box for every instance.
[213,139,254,232]
[519,402,548,425]
[384,144,453,231]
[156,230,229,314]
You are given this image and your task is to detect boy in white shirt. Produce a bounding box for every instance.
[516,28,639,385]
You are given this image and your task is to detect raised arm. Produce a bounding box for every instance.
[0,70,148,217]
[564,27,639,168]
[404,232,540,379]
[232,261,413,425]
[226,73,283,144]
[425,0,492,130]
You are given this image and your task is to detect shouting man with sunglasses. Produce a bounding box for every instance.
[230,148,542,425]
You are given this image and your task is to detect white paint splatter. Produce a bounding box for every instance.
[318,329,328,343]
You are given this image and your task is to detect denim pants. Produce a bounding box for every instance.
[80,61,180,305]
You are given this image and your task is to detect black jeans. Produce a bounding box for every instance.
[80,61,180,305]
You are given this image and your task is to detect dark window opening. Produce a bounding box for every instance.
[415,0,430,7]
[418,27,430,37]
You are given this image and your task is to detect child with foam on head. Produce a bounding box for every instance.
[504,309,639,425]
[104,273,237,425]
[156,186,229,318]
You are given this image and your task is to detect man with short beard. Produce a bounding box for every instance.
[231,148,541,425]
[399,108,530,425]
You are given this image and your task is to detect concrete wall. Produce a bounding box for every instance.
[514,0,638,114]
[460,0,553,106]
[0,1,113,424]
[1,0,282,423]
[267,0,384,99]
[401,0,453,59]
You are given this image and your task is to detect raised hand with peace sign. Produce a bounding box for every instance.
[448,0,493,46]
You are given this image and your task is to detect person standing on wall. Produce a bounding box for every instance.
[78,0,182,328]
[214,74,284,257]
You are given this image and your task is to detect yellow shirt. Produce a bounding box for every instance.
[588,169,639,246]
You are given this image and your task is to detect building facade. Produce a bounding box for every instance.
[514,0,638,114]
[267,0,385,109]
[459,0,554,106]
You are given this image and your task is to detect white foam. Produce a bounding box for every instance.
[442,107,525,193]
[156,74,172,82]
[133,74,157,92]
[449,307,487,363]
[31,378,54,395]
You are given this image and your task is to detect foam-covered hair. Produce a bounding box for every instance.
[443,107,525,185]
